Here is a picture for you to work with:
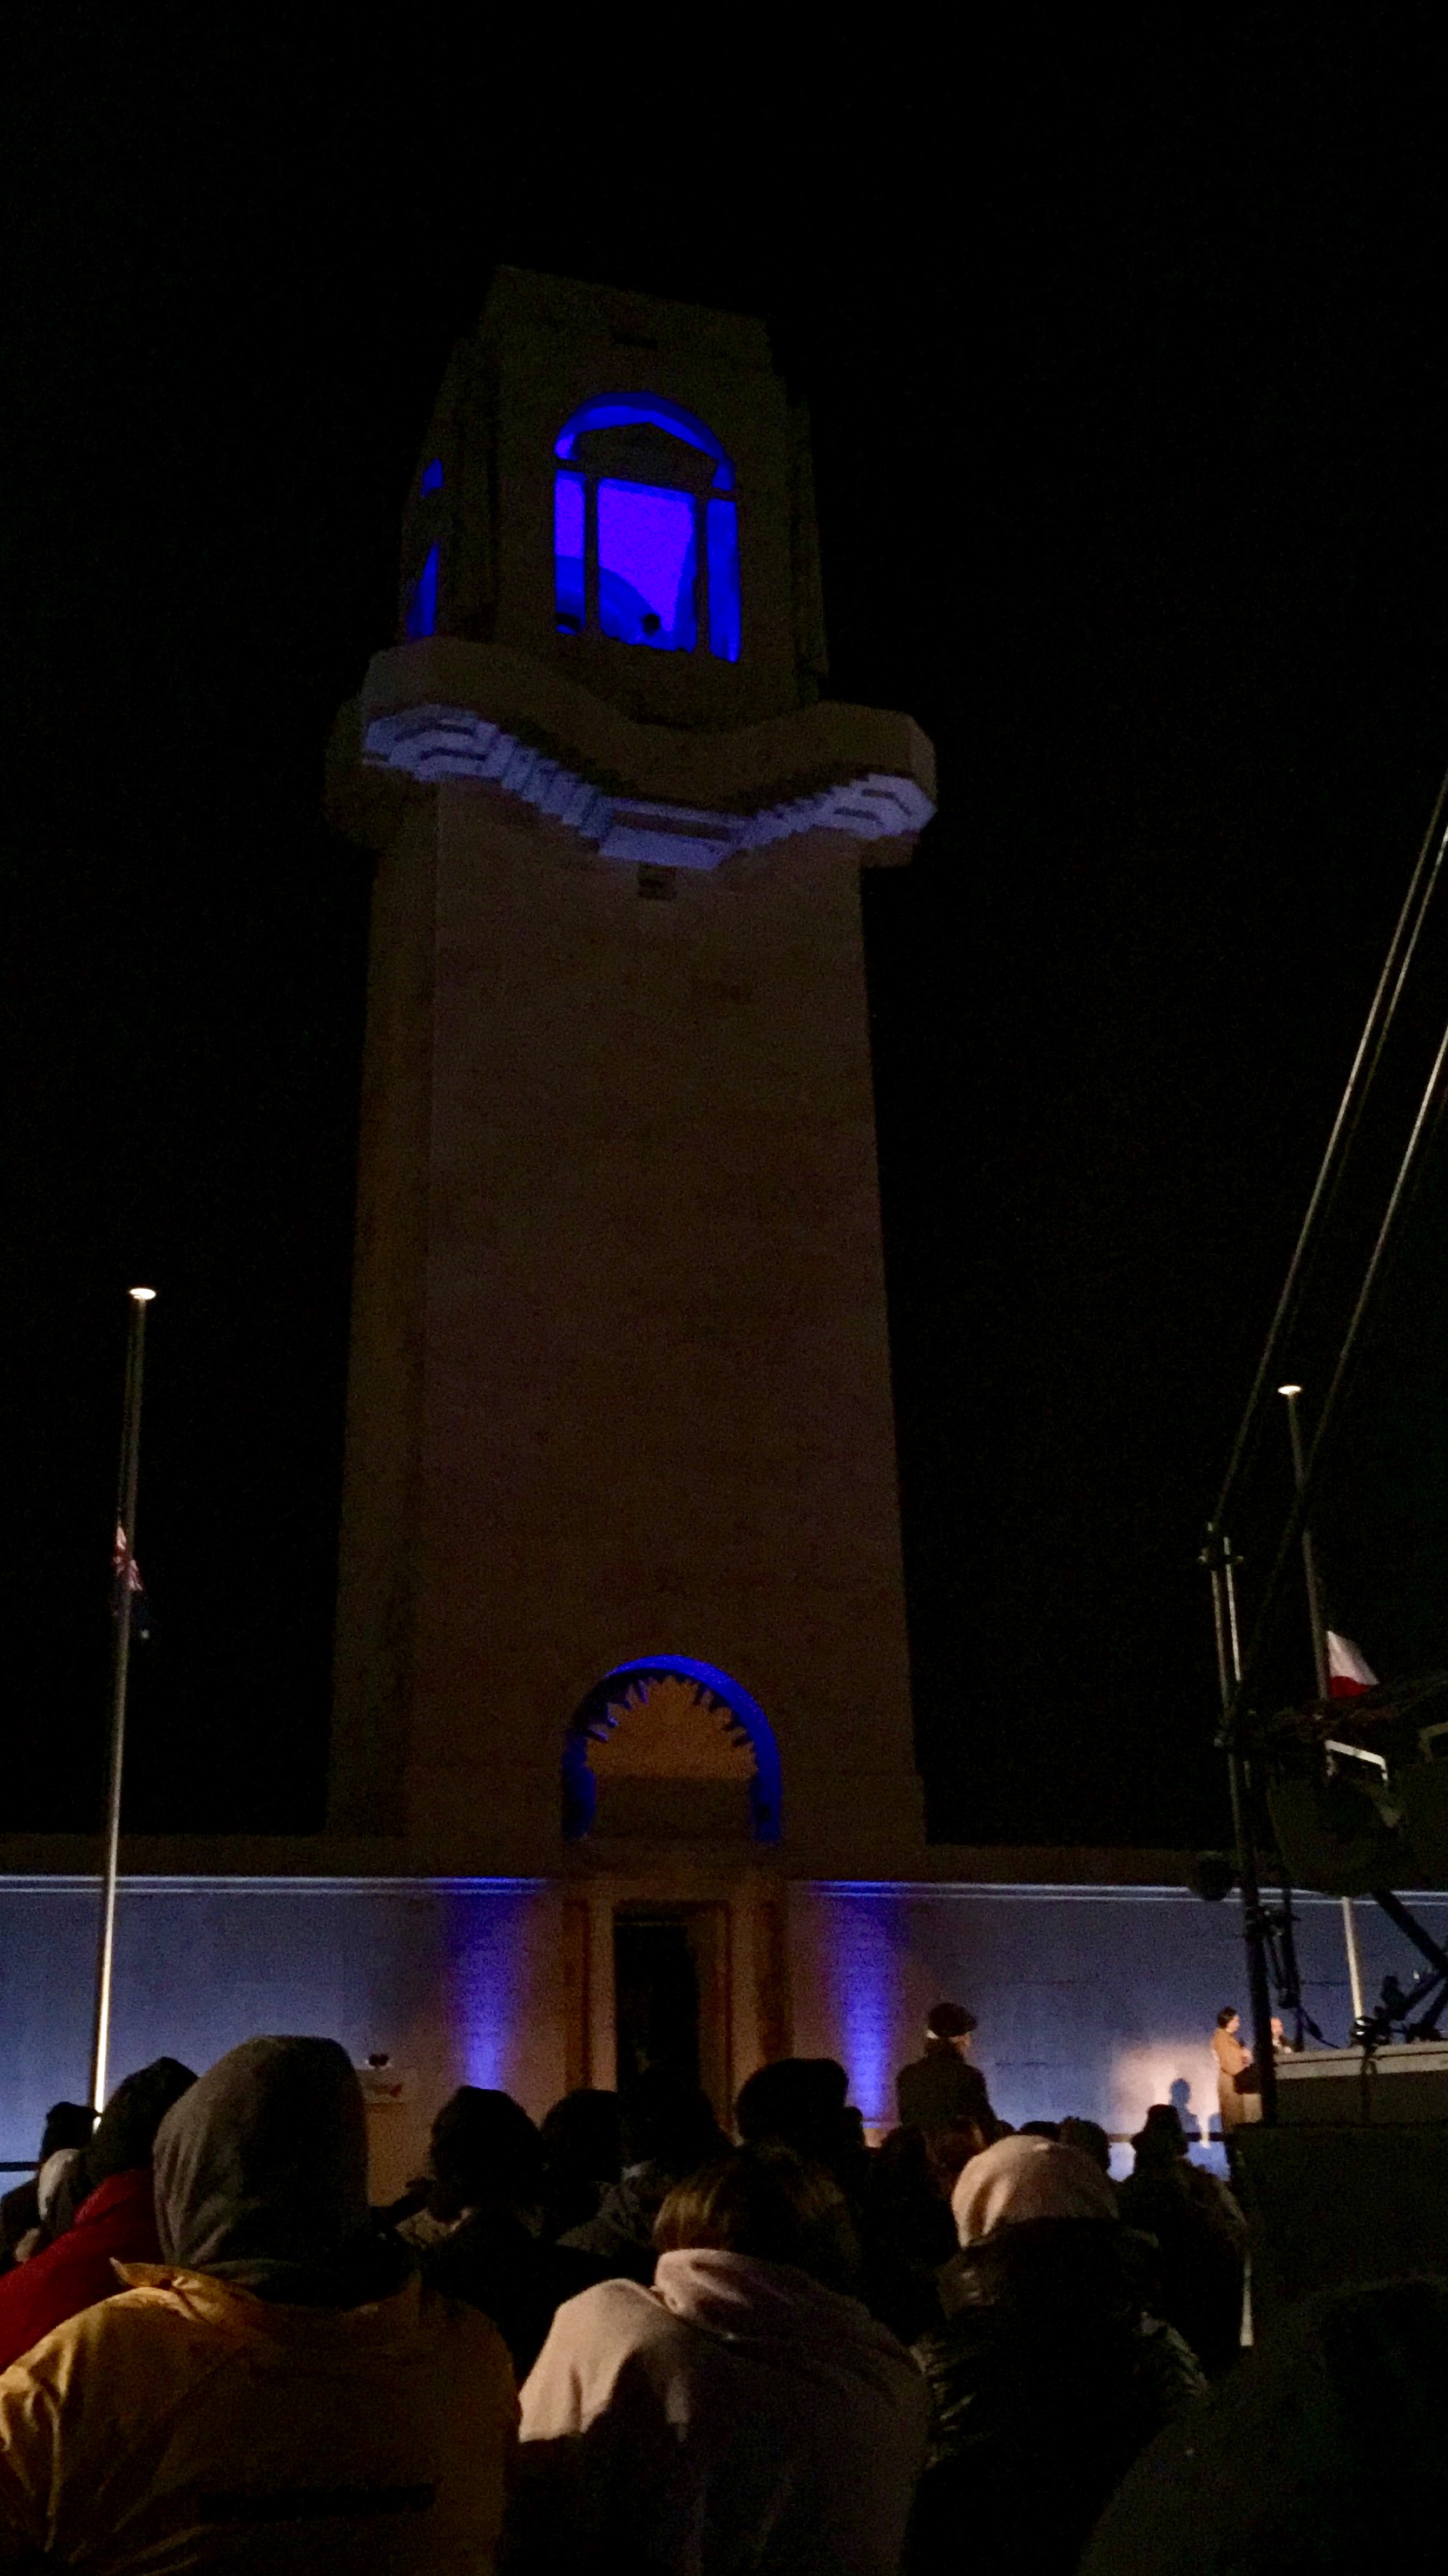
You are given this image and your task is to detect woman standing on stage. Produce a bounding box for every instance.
[1211,2008,1260,2132]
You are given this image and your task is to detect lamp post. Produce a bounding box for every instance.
[89,1287,155,2113]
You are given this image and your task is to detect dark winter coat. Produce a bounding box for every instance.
[895,2047,993,2136]
[1117,2158,1247,2376]
[1083,2276,1448,2574]
[421,2204,600,2378]
[859,2153,958,2345]
[906,2218,1208,2576]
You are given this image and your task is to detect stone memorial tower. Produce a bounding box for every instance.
[0,267,1222,2179]
[326,266,936,2099]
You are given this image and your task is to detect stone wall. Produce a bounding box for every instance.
[2,1876,1436,2198]
[790,1880,1445,2141]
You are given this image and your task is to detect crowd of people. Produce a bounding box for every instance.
[0,2001,1408,2570]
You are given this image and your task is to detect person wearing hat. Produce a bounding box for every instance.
[1117,2101,1247,2377]
[896,2002,994,2137]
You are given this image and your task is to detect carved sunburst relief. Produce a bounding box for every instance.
[587,1672,757,1781]
[563,1655,782,1842]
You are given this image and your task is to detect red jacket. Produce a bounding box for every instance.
[0,2169,159,2371]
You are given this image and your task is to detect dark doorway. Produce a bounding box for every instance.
[614,1914,701,2092]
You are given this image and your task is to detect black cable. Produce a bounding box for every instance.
[1228,1006,1448,1732]
[1212,760,1448,1535]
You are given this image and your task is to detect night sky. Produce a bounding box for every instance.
[7,42,1448,1850]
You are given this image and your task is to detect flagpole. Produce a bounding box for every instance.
[1203,1523,1280,2125]
[88,1287,155,2114]
[1279,1382,1366,2030]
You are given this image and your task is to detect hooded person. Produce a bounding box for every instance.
[0,2035,517,2573]
[42,2057,196,2248]
[905,2135,1207,2576]
[510,2141,929,2575]
[0,2055,195,2370]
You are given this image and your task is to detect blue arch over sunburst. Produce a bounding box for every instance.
[563,1653,782,1843]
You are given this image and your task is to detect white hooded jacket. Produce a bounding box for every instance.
[514,2247,928,2573]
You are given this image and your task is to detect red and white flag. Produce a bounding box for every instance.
[112,1525,149,1639]
[113,1525,142,1596]
[1327,1632,1378,1699]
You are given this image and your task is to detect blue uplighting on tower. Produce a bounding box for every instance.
[405,545,438,640]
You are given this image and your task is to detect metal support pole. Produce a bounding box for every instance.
[1279,1385,1331,1701]
[1280,1383,1366,2030]
[1340,1894,1366,2031]
[88,1288,155,2113]
[1372,1884,1448,1988]
[1204,1525,1279,2125]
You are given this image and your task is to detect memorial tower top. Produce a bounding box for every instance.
[395,265,827,734]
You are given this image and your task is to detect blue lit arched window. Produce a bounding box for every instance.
[554,397,741,663]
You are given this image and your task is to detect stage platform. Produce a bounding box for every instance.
[1276,2040,1448,2123]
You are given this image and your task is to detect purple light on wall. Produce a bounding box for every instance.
[419,457,444,495]
[597,479,696,651]
[441,1886,543,2093]
[814,1889,906,2129]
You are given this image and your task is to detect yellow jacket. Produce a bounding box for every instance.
[0,2263,516,2573]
